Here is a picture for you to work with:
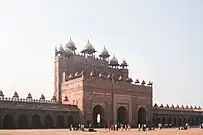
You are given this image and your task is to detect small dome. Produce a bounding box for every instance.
[171,104,174,108]
[176,105,179,108]
[120,59,128,67]
[185,105,189,109]
[135,79,140,84]
[194,106,197,109]
[181,105,184,109]
[141,80,146,85]
[59,44,65,52]
[147,81,153,86]
[81,40,96,54]
[154,103,158,107]
[160,104,164,108]
[13,91,19,98]
[99,46,110,58]
[40,94,45,100]
[64,95,69,101]
[66,37,77,51]
[27,93,32,99]
[126,78,133,82]
[65,47,73,57]
[165,104,169,108]
[109,56,119,66]
[0,90,4,97]
[198,106,201,110]
[51,95,57,101]
[190,106,193,109]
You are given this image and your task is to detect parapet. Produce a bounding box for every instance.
[153,103,202,111]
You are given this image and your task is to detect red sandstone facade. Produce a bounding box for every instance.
[0,38,202,129]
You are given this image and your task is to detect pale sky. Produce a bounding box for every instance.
[0,0,202,107]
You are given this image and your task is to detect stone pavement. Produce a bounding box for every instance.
[0,128,203,135]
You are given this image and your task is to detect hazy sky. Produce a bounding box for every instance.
[0,0,202,107]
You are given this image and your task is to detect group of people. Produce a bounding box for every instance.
[106,123,131,131]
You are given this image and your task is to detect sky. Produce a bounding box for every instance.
[0,0,202,107]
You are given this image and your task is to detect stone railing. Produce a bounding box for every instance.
[0,97,57,104]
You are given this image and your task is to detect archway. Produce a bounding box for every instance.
[32,115,42,129]
[57,115,65,128]
[178,118,182,126]
[168,117,172,125]
[138,107,146,124]
[173,118,177,126]
[18,114,28,129]
[3,114,14,129]
[93,105,105,127]
[44,115,53,128]
[117,106,128,124]
[68,115,74,127]
[162,117,166,125]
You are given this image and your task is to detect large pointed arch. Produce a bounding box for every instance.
[92,105,105,127]
[32,114,42,129]
[18,114,28,129]
[44,115,53,128]
[117,106,128,124]
[138,107,147,124]
[3,114,14,129]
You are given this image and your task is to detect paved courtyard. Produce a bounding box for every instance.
[0,128,203,135]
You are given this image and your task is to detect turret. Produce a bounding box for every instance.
[0,90,4,97]
[99,46,110,60]
[13,91,19,98]
[27,93,32,99]
[120,59,128,69]
[66,37,77,53]
[81,39,96,56]
[109,55,119,68]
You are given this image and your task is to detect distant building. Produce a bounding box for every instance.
[0,38,202,129]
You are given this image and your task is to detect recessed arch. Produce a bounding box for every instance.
[117,106,128,124]
[68,115,74,127]
[3,114,14,129]
[138,107,146,124]
[44,115,53,128]
[32,114,42,129]
[18,114,28,129]
[92,105,105,127]
[57,115,65,128]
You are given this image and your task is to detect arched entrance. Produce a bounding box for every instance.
[57,115,65,128]
[18,114,28,129]
[92,105,104,127]
[138,107,146,124]
[117,106,128,124]
[68,115,74,127]
[162,117,166,125]
[32,115,42,129]
[178,118,182,126]
[3,114,14,129]
[44,115,53,128]
[168,117,172,125]
[173,118,177,126]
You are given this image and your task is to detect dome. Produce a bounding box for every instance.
[64,95,69,101]
[27,93,32,99]
[66,37,77,51]
[99,46,110,58]
[165,104,169,108]
[190,106,193,109]
[65,47,73,57]
[120,59,128,67]
[181,105,184,109]
[135,79,140,84]
[148,81,153,86]
[0,90,4,97]
[171,104,174,108]
[160,104,164,108]
[185,105,189,109]
[59,44,65,52]
[109,56,119,66]
[13,91,19,98]
[81,40,96,54]
[141,80,146,85]
[51,95,57,101]
[176,105,179,108]
[154,103,158,107]
[40,94,45,100]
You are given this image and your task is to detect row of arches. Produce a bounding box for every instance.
[153,116,201,126]
[92,105,147,127]
[1,114,74,129]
